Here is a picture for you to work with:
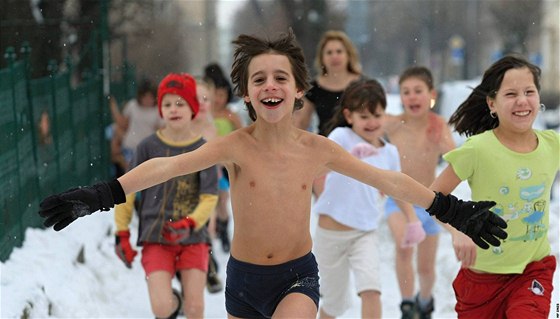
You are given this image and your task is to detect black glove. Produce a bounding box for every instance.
[426,192,508,249]
[39,180,126,231]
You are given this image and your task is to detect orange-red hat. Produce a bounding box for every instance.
[157,73,199,118]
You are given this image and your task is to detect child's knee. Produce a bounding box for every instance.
[395,246,414,260]
[184,300,204,318]
[359,289,381,300]
[151,302,175,319]
[151,291,180,319]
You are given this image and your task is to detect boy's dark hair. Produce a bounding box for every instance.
[449,54,541,137]
[230,29,310,121]
[136,79,156,101]
[399,66,434,90]
[204,63,234,103]
[324,79,386,136]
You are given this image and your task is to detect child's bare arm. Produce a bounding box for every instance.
[38,136,231,231]
[430,164,462,196]
[118,137,227,194]
[395,199,420,223]
[108,96,128,130]
[326,144,435,208]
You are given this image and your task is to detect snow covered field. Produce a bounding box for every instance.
[1,173,559,318]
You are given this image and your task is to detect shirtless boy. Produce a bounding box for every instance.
[38,31,506,319]
[384,66,456,319]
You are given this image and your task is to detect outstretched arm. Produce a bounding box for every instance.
[328,147,435,208]
[117,141,221,194]
[326,141,507,249]
[38,138,226,231]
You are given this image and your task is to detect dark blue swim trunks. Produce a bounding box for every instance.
[225,252,320,318]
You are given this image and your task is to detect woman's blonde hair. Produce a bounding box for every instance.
[314,30,361,76]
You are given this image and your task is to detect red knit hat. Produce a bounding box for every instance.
[157,73,199,118]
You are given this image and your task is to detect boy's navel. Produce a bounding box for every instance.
[301,184,307,190]
[249,181,256,188]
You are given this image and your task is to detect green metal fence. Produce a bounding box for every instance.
[0,42,136,262]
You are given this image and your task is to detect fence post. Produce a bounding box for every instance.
[20,41,39,166]
[1,47,24,258]
[47,59,62,190]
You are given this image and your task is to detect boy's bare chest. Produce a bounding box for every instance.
[390,128,438,154]
[388,129,441,183]
[235,148,317,190]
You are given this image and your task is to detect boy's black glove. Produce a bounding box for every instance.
[39,180,126,231]
[427,192,507,249]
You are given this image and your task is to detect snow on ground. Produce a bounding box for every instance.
[1,174,559,318]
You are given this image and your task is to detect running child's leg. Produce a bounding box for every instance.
[146,271,179,318]
[178,268,206,318]
[387,211,415,299]
[274,293,318,318]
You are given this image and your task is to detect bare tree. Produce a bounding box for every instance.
[362,1,510,82]
[231,0,344,77]
[488,0,542,55]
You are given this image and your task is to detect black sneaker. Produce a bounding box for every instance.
[400,300,417,319]
[207,272,223,293]
[207,253,223,293]
[415,294,434,319]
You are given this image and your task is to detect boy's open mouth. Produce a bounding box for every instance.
[408,104,421,111]
[261,98,283,108]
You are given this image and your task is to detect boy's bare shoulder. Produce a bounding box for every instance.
[296,129,331,147]
[215,126,254,144]
[430,112,448,123]
[297,130,346,165]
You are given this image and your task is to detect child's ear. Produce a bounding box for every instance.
[486,96,495,112]
[430,89,437,108]
[295,89,304,100]
[244,95,251,103]
[343,108,352,124]
[430,89,437,100]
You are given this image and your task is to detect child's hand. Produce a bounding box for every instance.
[115,230,138,268]
[350,143,378,159]
[401,221,426,248]
[163,217,196,243]
[451,230,477,268]
[38,180,126,231]
[426,192,507,249]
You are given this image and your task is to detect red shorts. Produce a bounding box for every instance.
[141,243,209,276]
[452,255,556,319]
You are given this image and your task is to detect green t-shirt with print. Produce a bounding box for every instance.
[444,129,559,274]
